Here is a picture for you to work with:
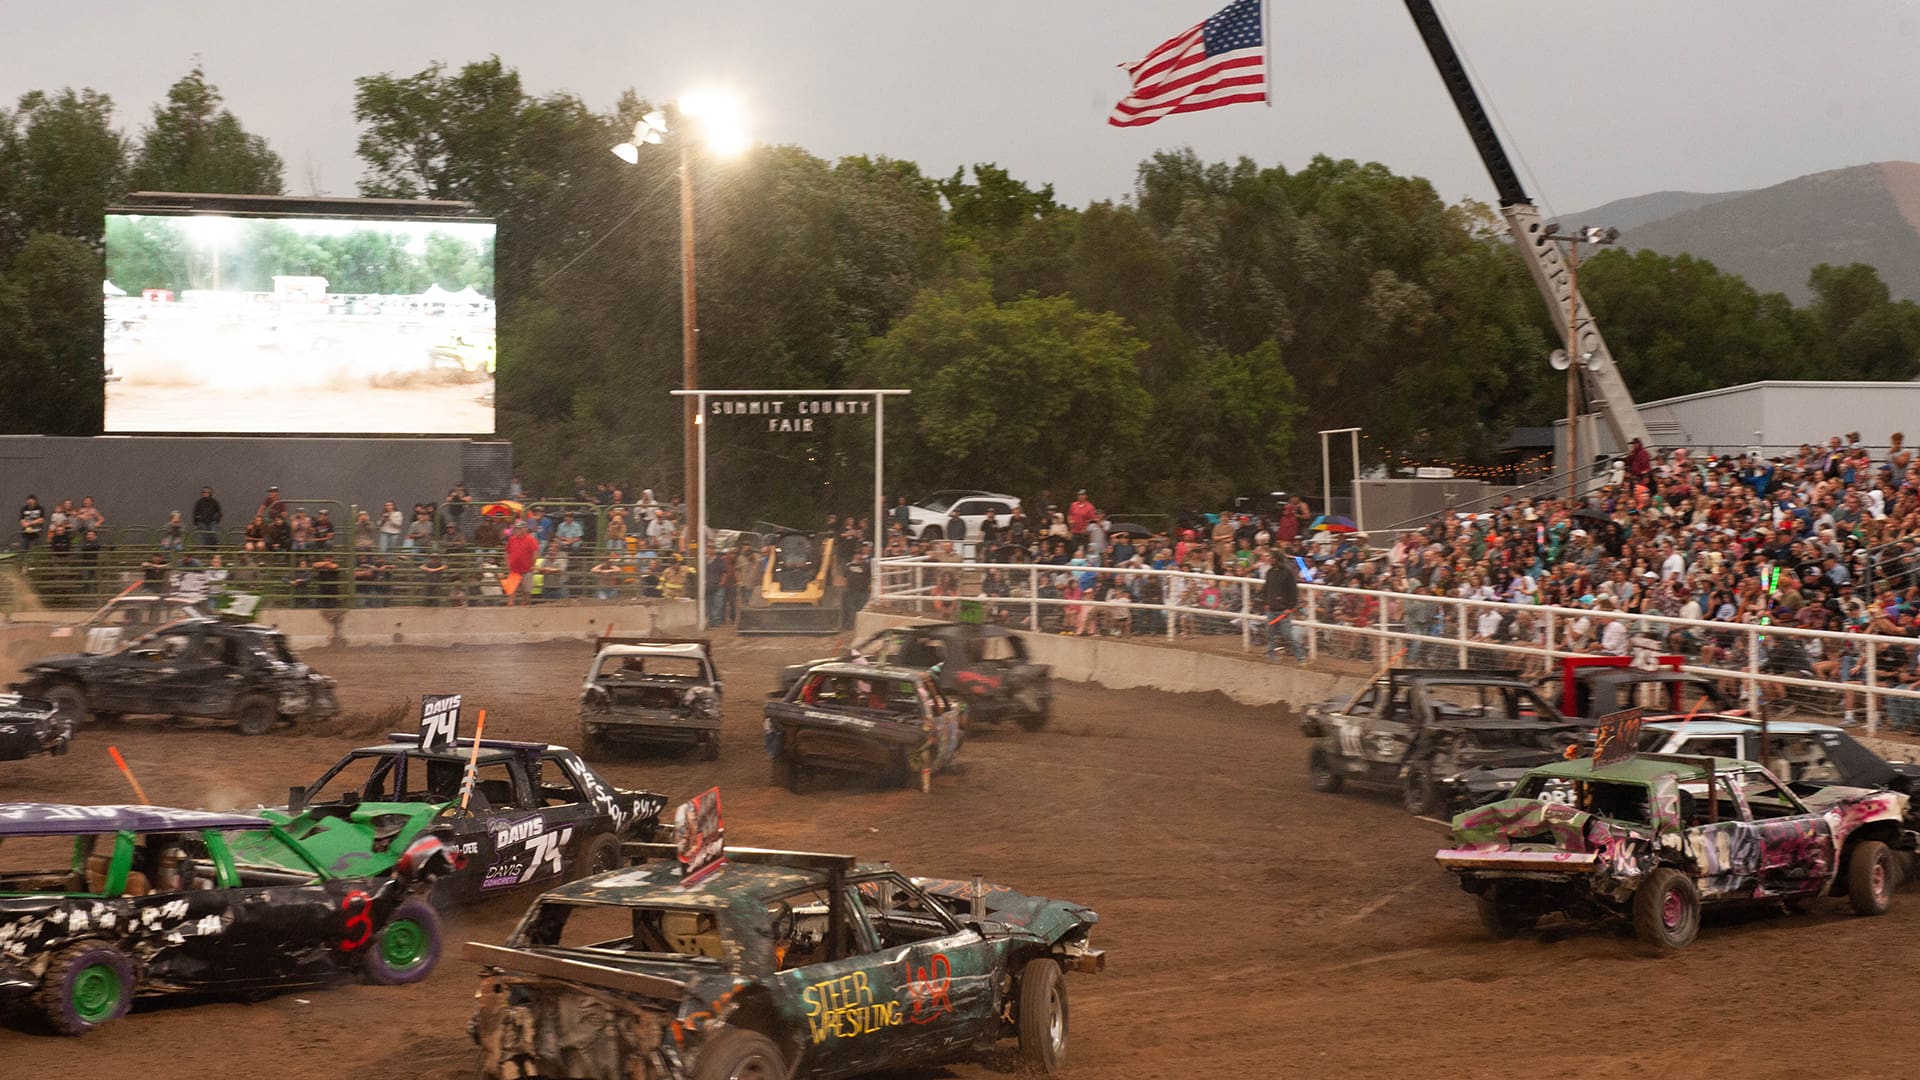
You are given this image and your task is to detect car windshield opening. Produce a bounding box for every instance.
[308,754,400,804]
[522,901,728,962]
[601,656,706,681]
[1515,776,1652,824]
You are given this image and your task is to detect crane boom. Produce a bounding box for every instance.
[1402,0,1652,454]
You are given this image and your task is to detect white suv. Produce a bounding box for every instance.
[903,490,1022,543]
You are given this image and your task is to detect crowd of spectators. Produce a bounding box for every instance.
[880,431,1920,725]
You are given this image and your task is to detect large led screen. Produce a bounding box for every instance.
[103,213,496,434]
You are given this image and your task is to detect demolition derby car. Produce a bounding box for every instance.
[467,846,1102,1078]
[0,694,72,762]
[241,734,668,905]
[764,663,964,793]
[0,803,459,1035]
[46,593,206,655]
[1435,754,1918,950]
[1640,717,1920,800]
[777,622,1053,729]
[1301,669,1583,816]
[578,636,724,759]
[14,617,338,736]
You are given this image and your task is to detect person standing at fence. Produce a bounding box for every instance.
[843,541,872,625]
[1263,549,1303,661]
[706,547,730,627]
[377,501,403,552]
[18,495,45,550]
[1069,490,1098,549]
[159,511,186,552]
[191,487,222,547]
[445,483,471,537]
[504,522,538,606]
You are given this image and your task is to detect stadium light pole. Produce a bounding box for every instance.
[1542,223,1619,504]
[613,94,750,566]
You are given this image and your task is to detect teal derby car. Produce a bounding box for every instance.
[468,845,1104,1079]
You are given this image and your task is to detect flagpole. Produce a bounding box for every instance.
[1260,0,1272,107]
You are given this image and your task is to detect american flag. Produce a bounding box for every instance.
[1109,0,1267,128]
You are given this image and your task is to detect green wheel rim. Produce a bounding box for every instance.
[71,962,123,1023]
[380,919,427,970]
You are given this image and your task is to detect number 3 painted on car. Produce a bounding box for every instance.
[340,889,373,950]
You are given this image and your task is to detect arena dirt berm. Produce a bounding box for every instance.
[8,634,1920,1079]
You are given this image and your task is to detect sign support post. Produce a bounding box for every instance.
[672,389,911,629]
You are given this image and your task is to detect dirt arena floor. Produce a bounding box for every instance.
[8,633,1920,1077]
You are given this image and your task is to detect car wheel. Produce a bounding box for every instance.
[1475,888,1534,939]
[691,1028,785,1080]
[771,752,801,794]
[360,898,442,985]
[581,725,610,756]
[1017,694,1051,732]
[42,684,92,728]
[234,693,278,736]
[575,833,623,881]
[35,941,133,1035]
[1402,765,1438,816]
[1016,957,1068,1074]
[920,525,943,542]
[1632,867,1700,951]
[701,733,721,762]
[1309,751,1344,793]
[1848,839,1894,916]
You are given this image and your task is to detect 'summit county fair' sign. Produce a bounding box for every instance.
[709,396,875,433]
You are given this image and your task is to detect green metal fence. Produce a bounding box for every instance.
[4,541,705,613]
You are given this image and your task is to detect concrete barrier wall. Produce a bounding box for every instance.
[850,612,1920,760]
[4,600,701,673]
[853,611,1350,710]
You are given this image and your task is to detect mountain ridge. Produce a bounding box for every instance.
[1555,162,1920,304]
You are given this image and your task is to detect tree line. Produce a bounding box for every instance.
[4,58,1920,526]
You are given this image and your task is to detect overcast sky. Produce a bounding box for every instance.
[5,1,1917,218]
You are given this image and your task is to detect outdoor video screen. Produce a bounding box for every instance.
[103,213,496,434]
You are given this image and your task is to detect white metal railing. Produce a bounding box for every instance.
[871,557,1920,737]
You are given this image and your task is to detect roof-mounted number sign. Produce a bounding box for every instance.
[419,693,462,750]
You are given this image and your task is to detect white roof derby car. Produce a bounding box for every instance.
[578,636,723,760]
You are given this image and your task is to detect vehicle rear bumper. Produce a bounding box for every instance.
[1435,848,1599,874]
[583,711,721,738]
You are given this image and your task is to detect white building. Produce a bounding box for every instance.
[1559,380,1920,468]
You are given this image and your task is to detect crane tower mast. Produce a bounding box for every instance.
[1402,0,1653,453]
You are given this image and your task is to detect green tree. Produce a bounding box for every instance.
[127,66,284,195]
[0,233,105,433]
[0,88,129,262]
[352,56,528,204]
[863,281,1150,496]
[1577,248,1811,401]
